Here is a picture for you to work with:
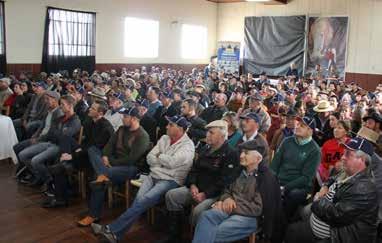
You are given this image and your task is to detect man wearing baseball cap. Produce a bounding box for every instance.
[92,115,195,242]
[238,112,270,164]
[104,92,125,131]
[271,116,321,220]
[286,137,378,243]
[160,119,239,242]
[242,93,271,135]
[78,107,150,226]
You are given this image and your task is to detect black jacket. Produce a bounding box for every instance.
[74,99,89,123]
[186,142,239,198]
[10,94,29,120]
[255,161,286,243]
[186,115,207,145]
[140,114,158,143]
[22,94,49,122]
[200,105,228,124]
[311,169,378,243]
[82,116,114,150]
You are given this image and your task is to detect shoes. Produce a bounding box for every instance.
[42,197,68,208]
[77,216,99,227]
[91,223,118,243]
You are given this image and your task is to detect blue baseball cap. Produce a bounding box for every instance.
[118,107,141,119]
[112,92,126,102]
[342,137,374,157]
[32,81,47,89]
[297,116,316,130]
[240,112,260,123]
[165,115,191,130]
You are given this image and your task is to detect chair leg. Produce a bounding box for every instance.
[80,171,86,199]
[150,208,155,225]
[248,233,256,243]
[125,180,130,208]
[108,184,113,209]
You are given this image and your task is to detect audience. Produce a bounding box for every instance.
[2,64,382,243]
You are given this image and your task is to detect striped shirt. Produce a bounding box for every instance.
[310,182,338,239]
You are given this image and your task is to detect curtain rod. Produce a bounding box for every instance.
[47,6,97,14]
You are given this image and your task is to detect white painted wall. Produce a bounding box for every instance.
[217,0,382,75]
[5,0,217,64]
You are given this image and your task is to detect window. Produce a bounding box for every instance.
[124,17,159,58]
[0,1,4,56]
[47,8,96,56]
[181,24,207,59]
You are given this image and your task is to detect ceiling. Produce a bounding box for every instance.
[207,0,287,4]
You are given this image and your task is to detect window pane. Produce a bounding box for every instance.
[124,17,159,58]
[181,24,207,59]
[48,8,95,56]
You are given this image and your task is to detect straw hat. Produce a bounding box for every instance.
[313,100,335,113]
[357,126,379,144]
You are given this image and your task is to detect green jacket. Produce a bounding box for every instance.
[270,136,321,193]
[103,126,150,166]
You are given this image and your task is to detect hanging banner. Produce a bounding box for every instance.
[306,16,349,79]
[217,41,240,74]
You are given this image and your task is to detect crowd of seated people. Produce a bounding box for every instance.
[0,64,382,243]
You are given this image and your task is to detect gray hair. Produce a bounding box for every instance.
[210,126,228,140]
[355,150,372,166]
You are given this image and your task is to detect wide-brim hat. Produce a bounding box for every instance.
[313,100,335,113]
[357,126,379,144]
[88,87,107,100]
[362,112,382,124]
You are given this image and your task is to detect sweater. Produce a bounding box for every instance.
[270,136,321,193]
[147,133,195,185]
[103,126,150,166]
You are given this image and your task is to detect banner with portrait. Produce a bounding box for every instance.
[306,16,349,78]
[217,41,240,74]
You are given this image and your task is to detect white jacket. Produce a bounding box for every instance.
[147,133,195,185]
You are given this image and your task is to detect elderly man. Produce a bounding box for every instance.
[91,115,195,243]
[242,93,271,135]
[192,140,265,243]
[159,120,239,242]
[285,137,378,243]
[271,116,321,220]
[77,107,150,225]
[200,93,228,123]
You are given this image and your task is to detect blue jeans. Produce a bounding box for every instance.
[192,209,257,243]
[89,166,139,219]
[108,176,179,239]
[88,146,109,176]
[18,142,60,183]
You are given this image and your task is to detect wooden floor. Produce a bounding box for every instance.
[0,160,165,243]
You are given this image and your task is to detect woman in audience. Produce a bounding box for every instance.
[317,120,351,185]
[222,111,242,147]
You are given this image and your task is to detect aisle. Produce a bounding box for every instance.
[0,161,162,243]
